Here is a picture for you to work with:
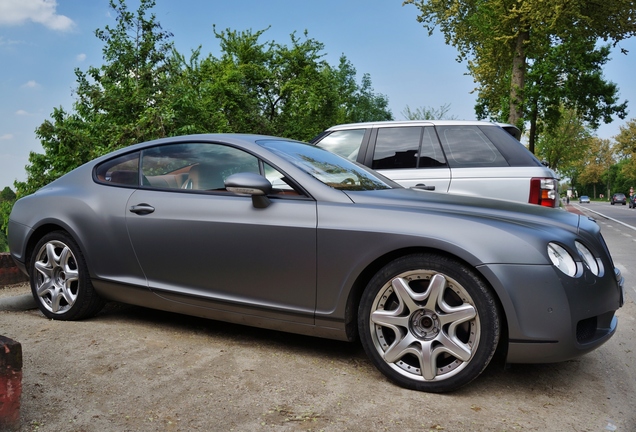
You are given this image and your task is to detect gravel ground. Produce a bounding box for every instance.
[1,282,635,432]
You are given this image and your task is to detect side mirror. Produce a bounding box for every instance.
[225,172,273,208]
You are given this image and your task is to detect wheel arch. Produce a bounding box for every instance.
[343,246,509,348]
[24,222,86,274]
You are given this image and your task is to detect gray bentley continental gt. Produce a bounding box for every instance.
[8,134,625,393]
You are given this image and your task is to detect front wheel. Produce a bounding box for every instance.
[30,231,105,320]
[358,254,500,393]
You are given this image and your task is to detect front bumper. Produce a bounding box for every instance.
[479,263,623,364]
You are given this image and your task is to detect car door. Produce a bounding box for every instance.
[366,126,452,192]
[124,142,318,324]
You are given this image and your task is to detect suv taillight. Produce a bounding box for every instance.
[529,178,558,207]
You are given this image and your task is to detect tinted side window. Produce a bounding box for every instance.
[372,127,446,169]
[436,126,508,168]
[316,129,365,161]
[373,127,421,169]
[94,152,140,186]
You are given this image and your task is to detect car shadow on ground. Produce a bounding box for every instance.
[94,301,366,359]
[87,301,588,396]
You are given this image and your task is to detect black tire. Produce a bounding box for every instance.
[30,231,105,320]
[358,253,500,393]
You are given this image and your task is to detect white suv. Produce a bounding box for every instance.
[311,120,559,207]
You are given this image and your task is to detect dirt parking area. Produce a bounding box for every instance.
[1,282,635,432]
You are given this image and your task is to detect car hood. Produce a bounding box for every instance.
[344,188,582,233]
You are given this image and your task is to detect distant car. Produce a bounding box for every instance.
[579,196,590,204]
[8,134,624,393]
[611,193,626,205]
[629,195,636,209]
[311,121,559,207]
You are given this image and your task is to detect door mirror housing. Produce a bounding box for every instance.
[225,172,273,208]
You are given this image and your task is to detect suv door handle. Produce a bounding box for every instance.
[129,204,155,215]
[413,184,436,191]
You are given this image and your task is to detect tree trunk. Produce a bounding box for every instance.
[528,101,538,155]
[508,30,529,127]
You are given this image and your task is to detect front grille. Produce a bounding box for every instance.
[576,317,597,343]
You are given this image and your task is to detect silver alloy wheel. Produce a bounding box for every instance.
[369,270,479,382]
[33,240,80,314]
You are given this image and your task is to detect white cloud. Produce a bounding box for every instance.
[76,53,86,62]
[15,110,30,116]
[0,36,22,47]
[0,134,14,141]
[21,80,39,88]
[0,0,75,32]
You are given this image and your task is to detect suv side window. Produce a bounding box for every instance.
[436,126,508,167]
[316,129,365,161]
[372,126,446,169]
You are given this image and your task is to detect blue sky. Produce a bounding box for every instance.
[1,0,636,190]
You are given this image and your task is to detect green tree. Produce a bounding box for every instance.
[404,0,635,148]
[611,159,636,196]
[522,35,626,152]
[576,137,615,199]
[535,107,592,174]
[0,187,16,202]
[0,187,17,252]
[614,118,636,179]
[202,28,391,140]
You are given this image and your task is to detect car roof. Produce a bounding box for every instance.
[325,120,508,130]
[324,120,522,140]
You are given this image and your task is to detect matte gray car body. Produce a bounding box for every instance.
[8,134,624,392]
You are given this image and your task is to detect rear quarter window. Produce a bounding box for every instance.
[94,152,141,186]
[478,125,544,167]
[436,126,508,168]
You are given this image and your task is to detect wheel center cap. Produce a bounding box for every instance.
[54,269,66,285]
[410,310,440,340]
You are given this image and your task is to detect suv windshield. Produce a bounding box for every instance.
[258,139,394,191]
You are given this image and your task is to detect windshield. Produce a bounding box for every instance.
[258,139,394,191]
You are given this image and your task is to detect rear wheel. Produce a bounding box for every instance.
[30,231,105,320]
[358,253,500,393]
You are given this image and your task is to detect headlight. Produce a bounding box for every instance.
[575,241,601,276]
[548,243,577,277]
